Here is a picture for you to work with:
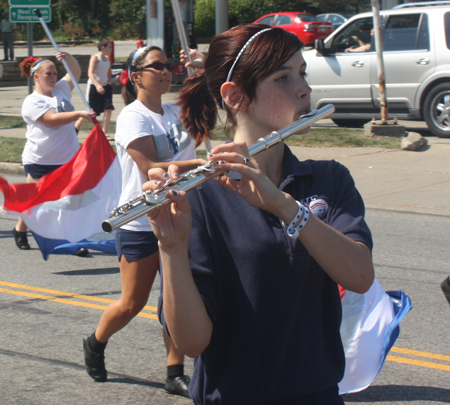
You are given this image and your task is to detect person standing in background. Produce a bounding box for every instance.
[75,39,116,141]
[1,10,16,61]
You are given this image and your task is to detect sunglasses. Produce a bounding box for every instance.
[137,62,174,72]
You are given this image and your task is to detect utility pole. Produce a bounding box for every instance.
[215,0,228,35]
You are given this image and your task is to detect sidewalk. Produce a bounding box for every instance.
[1,83,450,217]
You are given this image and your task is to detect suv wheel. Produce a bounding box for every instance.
[331,119,370,128]
[424,83,450,138]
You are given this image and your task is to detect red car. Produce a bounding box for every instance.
[253,12,333,45]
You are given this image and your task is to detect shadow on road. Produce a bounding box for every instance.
[0,347,165,389]
[342,384,450,402]
[53,267,119,276]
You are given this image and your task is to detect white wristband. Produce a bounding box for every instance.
[284,201,309,239]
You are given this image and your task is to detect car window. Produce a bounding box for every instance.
[332,17,373,52]
[258,16,275,25]
[329,15,344,24]
[383,13,428,51]
[417,14,429,50]
[444,12,450,49]
[297,14,318,22]
[316,15,327,22]
[276,15,292,26]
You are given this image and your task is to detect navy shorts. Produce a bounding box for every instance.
[89,83,114,116]
[24,164,62,180]
[115,228,159,262]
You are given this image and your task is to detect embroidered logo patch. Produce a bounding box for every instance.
[308,198,329,219]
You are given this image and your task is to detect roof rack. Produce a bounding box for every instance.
[393,1,450,9]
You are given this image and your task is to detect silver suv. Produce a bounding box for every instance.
[302,2,450,137]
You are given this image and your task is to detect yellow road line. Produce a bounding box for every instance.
[390,347,450,362]
[387,354,450,371]
[0,286,158,320]
[0,280,157,312]
[2,282,450,370]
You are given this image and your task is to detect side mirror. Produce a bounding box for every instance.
[315,38,324,53]
[314,38,331,55]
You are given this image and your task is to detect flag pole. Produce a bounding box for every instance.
[33,8,92,114]
[171,0,193,76]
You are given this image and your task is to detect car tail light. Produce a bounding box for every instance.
[304,24,314,32]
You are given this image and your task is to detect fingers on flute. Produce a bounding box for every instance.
[167,164,181,181]
[208,150,252,168]
[143,168,167,192]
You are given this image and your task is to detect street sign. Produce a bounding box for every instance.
[10,6,51,22]
[9,0,50,5]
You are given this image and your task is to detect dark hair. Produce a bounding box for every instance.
[178,23,304,147]
[19,57,51,78]
[121,46,163,106]
[98,39,110,51]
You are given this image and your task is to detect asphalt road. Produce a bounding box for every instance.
[1,172,450,404]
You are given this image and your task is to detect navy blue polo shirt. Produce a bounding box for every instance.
[159,146,372,405]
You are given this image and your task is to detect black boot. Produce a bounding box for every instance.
[13,228,30,250]
[441,276,450,306]
[83,334,107,382]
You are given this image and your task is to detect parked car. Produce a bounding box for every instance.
[253,12,333,46]
[302,2,450,137]
[316,13,355,30]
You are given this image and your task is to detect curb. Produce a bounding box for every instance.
[14,41,95,47]
[0,162,25,175]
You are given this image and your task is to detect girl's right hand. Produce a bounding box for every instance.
[96,84,106,95]
[144,165,193,249]
[79,110,96,123]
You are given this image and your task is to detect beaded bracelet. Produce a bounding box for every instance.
[284,201,310,239]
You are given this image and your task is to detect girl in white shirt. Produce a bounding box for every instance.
[13,53,94,252]
[82,46,204,398]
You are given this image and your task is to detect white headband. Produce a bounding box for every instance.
[31,59,50,75]
[225,28,272,83]
[222,28,272,109]
[128,46,149,83]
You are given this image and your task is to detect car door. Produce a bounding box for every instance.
[370,12,436,112]
[305,17,376,113]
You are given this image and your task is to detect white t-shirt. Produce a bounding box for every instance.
[115,100,196,232]
[21,78,80,166]
[87,54,110,88]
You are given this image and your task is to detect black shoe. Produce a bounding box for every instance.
[165,375,190,398]
[441,276,450,306]
[83,334,107,382]
[74,248,89,257]
[1,58,8,61]
[13,228,30,250]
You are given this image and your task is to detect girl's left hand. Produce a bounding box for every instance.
[180,48,206,69]
[55,51,68,62]
[208,142,291,217]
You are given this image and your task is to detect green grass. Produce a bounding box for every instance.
[211,126,401,149]
[0,137,27,163]
[0,116,27,129]
[0,116,400,163]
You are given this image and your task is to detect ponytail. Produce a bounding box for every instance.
[20,56,44,78]
[178,70,216,148]
[121,80,138,106]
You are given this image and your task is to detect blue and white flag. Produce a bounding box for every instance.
[0,123,121,260]
[339,279,412,394]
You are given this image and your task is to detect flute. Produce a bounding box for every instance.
[102,104,335,233]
